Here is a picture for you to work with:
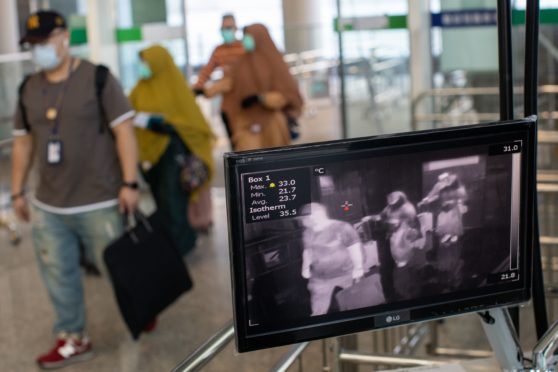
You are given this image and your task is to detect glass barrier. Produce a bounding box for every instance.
[338,0,411,138]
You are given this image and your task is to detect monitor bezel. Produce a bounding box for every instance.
[225,118,536,352]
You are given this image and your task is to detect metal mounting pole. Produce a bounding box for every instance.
[335,0,348,139]
[497,0,515,121]
[479,308,524,371]
[524,0,549,340]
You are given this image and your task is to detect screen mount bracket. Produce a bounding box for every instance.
[480,307,558,371]
[479,308,524,370]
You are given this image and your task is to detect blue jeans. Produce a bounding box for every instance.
[31,205,123,334]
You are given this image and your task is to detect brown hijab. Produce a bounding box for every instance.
[227,24,303,151]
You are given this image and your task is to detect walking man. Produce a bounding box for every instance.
[11,10,139,369]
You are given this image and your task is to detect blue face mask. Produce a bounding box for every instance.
[32,43,61,70]
[138,61,152,80]
[242,34,256,52]
[221,28,235,44]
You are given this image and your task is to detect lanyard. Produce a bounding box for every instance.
[42,57,74,137]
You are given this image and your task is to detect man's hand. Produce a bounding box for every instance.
[260,91,287,110]
[406,228,421,242]
[352,267,364,281]
[13,197,30,222]
[118,188,139,214]
[301,266,311,279]
[204,78,232,98]
[112,120,139,214]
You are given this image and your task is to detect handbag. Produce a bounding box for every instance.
[149,122,209,193]
[333,273,386,312]
[103,211,193,339]
[175,150,209,193]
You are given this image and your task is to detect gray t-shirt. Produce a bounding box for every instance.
[14,60,135,213]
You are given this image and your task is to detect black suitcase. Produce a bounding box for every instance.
[103,211,193,339]
[332,273,386,312]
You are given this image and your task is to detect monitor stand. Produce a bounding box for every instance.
[478,308,524,371]
[479,307,558,371]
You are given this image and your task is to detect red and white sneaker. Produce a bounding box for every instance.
[37,334,95,370]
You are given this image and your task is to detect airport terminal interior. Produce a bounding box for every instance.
[2,0,558,371]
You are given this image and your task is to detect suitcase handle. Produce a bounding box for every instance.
[124,210,153,244]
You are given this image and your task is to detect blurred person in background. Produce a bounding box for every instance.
[187,15,242,232]
[130,45,214,255]
[193,13,245,141]
[214,23,303,151]
[11,10,138,369]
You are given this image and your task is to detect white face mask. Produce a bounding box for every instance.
[32,43,61,70]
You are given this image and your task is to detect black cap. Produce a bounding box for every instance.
[20,10,67,45]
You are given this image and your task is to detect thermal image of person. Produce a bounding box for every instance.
[436,174,468,290]
[380,191,424,300]
[299,203,364,316]
[436,174,468,245]
[381,191,422,267]
[418,172,450,210]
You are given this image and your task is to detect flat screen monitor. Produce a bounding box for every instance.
[225,118,536,352]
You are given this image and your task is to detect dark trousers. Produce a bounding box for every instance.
[220,111,233,141]
[144,136,197,255]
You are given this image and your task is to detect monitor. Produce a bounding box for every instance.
[224,118,536,352]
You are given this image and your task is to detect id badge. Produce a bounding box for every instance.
[47,140,63,165]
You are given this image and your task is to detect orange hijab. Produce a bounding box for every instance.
[227,24,303,150]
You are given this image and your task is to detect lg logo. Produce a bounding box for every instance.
[376,311,409,326]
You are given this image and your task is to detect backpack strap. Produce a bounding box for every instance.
[18,75,32,132]
[95,64,110,134]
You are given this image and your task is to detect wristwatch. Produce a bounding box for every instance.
[122,181,139,190]
[10,190,25,201]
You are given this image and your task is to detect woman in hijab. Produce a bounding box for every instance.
[225,23,303,151]
[130,45,214,255]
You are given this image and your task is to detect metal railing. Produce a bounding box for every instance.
[172,321,436,372]
[270,342,310,372]
[171,320,235,372]
[0,51,31,64]
[171,320,311,372]
[336,350,451,368]
[411,85,558,131]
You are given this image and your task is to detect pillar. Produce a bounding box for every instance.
[0,0,21,123]
[281,0,334,54]
[408,0,433,104]
[439,0,498,72]
[86,0,120,76]
[0,0,19,54]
